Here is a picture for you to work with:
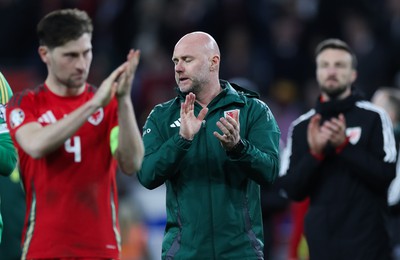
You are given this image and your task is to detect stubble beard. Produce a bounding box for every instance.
[181,78,204,95]
[63,74,87,89]
[321,83,349,100]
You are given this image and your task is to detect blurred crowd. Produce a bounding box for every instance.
[1,0,400,259]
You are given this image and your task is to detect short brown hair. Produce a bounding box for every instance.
[315,38,357,69]
[37,9,93,49]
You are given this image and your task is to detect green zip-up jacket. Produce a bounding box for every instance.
[0,72,17,243]
[138,80,280,259]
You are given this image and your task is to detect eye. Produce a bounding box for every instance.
[318,62,329,68]
[336,62,347,68]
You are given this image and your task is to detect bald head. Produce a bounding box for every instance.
[175,31,220,58]
[172,31,221,96]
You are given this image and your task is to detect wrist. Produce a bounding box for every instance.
[335,137,349,154]
[228,139,245,154]
[179,133,193,143]
[309,149,325,160]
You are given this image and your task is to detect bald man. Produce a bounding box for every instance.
[138,31,281,259]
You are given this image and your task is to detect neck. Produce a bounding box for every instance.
[195,80,222,107]
[322,88,352,102]
[45,78,85,97]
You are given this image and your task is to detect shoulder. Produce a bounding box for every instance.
[146,97,180,120]
[8,85,46,108]
[355,100,385,115]
[288,109,315,135]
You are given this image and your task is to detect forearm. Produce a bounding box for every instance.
[0,134,17,176]
[279,153,320,201]
[138,134,190,189]
[228,138,280,185]
[16,100,100,159]
[116,96,144,175]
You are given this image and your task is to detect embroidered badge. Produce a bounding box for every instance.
[88,108,104,125]
[9,108,25,129]
[224,109,240,122]
[346,127,362,144]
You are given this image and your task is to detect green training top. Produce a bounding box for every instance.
[0,72,17,243]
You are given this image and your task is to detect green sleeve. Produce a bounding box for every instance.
[0,72,16,176]
[0,133,17,176]
[0,72,13,104]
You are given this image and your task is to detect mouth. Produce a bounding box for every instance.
[179,77,190,84]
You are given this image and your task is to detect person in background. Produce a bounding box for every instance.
[137,31,281,259]
[0,72,18,245]
[6,9,144,259]
[371,86,400,260]
[0,167,25,260]
[279,38,396,260]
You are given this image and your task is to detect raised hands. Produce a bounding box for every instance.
[116,49,140,98]
[179,93,208,140]
[92,49,140,108]
[213,112,241,151]
[308,113,347,156]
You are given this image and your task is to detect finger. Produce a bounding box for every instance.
[107,63,126,84]
[213,131,225,142]
[183,94,191,114]
[127,49,140,74]
[188,93,195,111]
[216,120,230,136]
[225,116,238,130]
[197,107,208,121]
[180,103,185,117]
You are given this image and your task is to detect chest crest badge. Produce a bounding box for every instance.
[224,109,240,122]
[346,127,362,144]
[88,108,104,126]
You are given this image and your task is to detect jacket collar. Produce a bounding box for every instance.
[175,79,257,108]
[315,91,364,117]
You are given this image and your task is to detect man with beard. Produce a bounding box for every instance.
[279,39,397,260]
[138,31,281,259]
[6,9,144,259]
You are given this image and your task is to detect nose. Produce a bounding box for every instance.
[175,61,183,73]
[326,66,338,75]
[75,55,86,70]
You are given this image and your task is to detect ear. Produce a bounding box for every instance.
[351,70,357,83]
[38,46,49,63]
[209,55,220,72]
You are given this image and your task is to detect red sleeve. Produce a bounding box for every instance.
[6,91,38,138]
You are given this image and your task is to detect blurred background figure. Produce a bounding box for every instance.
[0,71,20,259]
[371,86,400,260]
[0,168,25,260]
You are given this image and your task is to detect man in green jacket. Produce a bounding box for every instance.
[0,72,18,243]
[138,31,280,259]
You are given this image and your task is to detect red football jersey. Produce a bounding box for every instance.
[6,84,121,259]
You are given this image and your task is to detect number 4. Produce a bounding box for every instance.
[65,136,81,162]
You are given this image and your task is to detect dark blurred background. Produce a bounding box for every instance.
[1,0,400,259]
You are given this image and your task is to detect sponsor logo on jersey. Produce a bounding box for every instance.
[170,118,181,128]
[346,127,362,144]
[88,108,104,125]
[9,108,25,129]
[38,110,57,124]
[142,128,151,137]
